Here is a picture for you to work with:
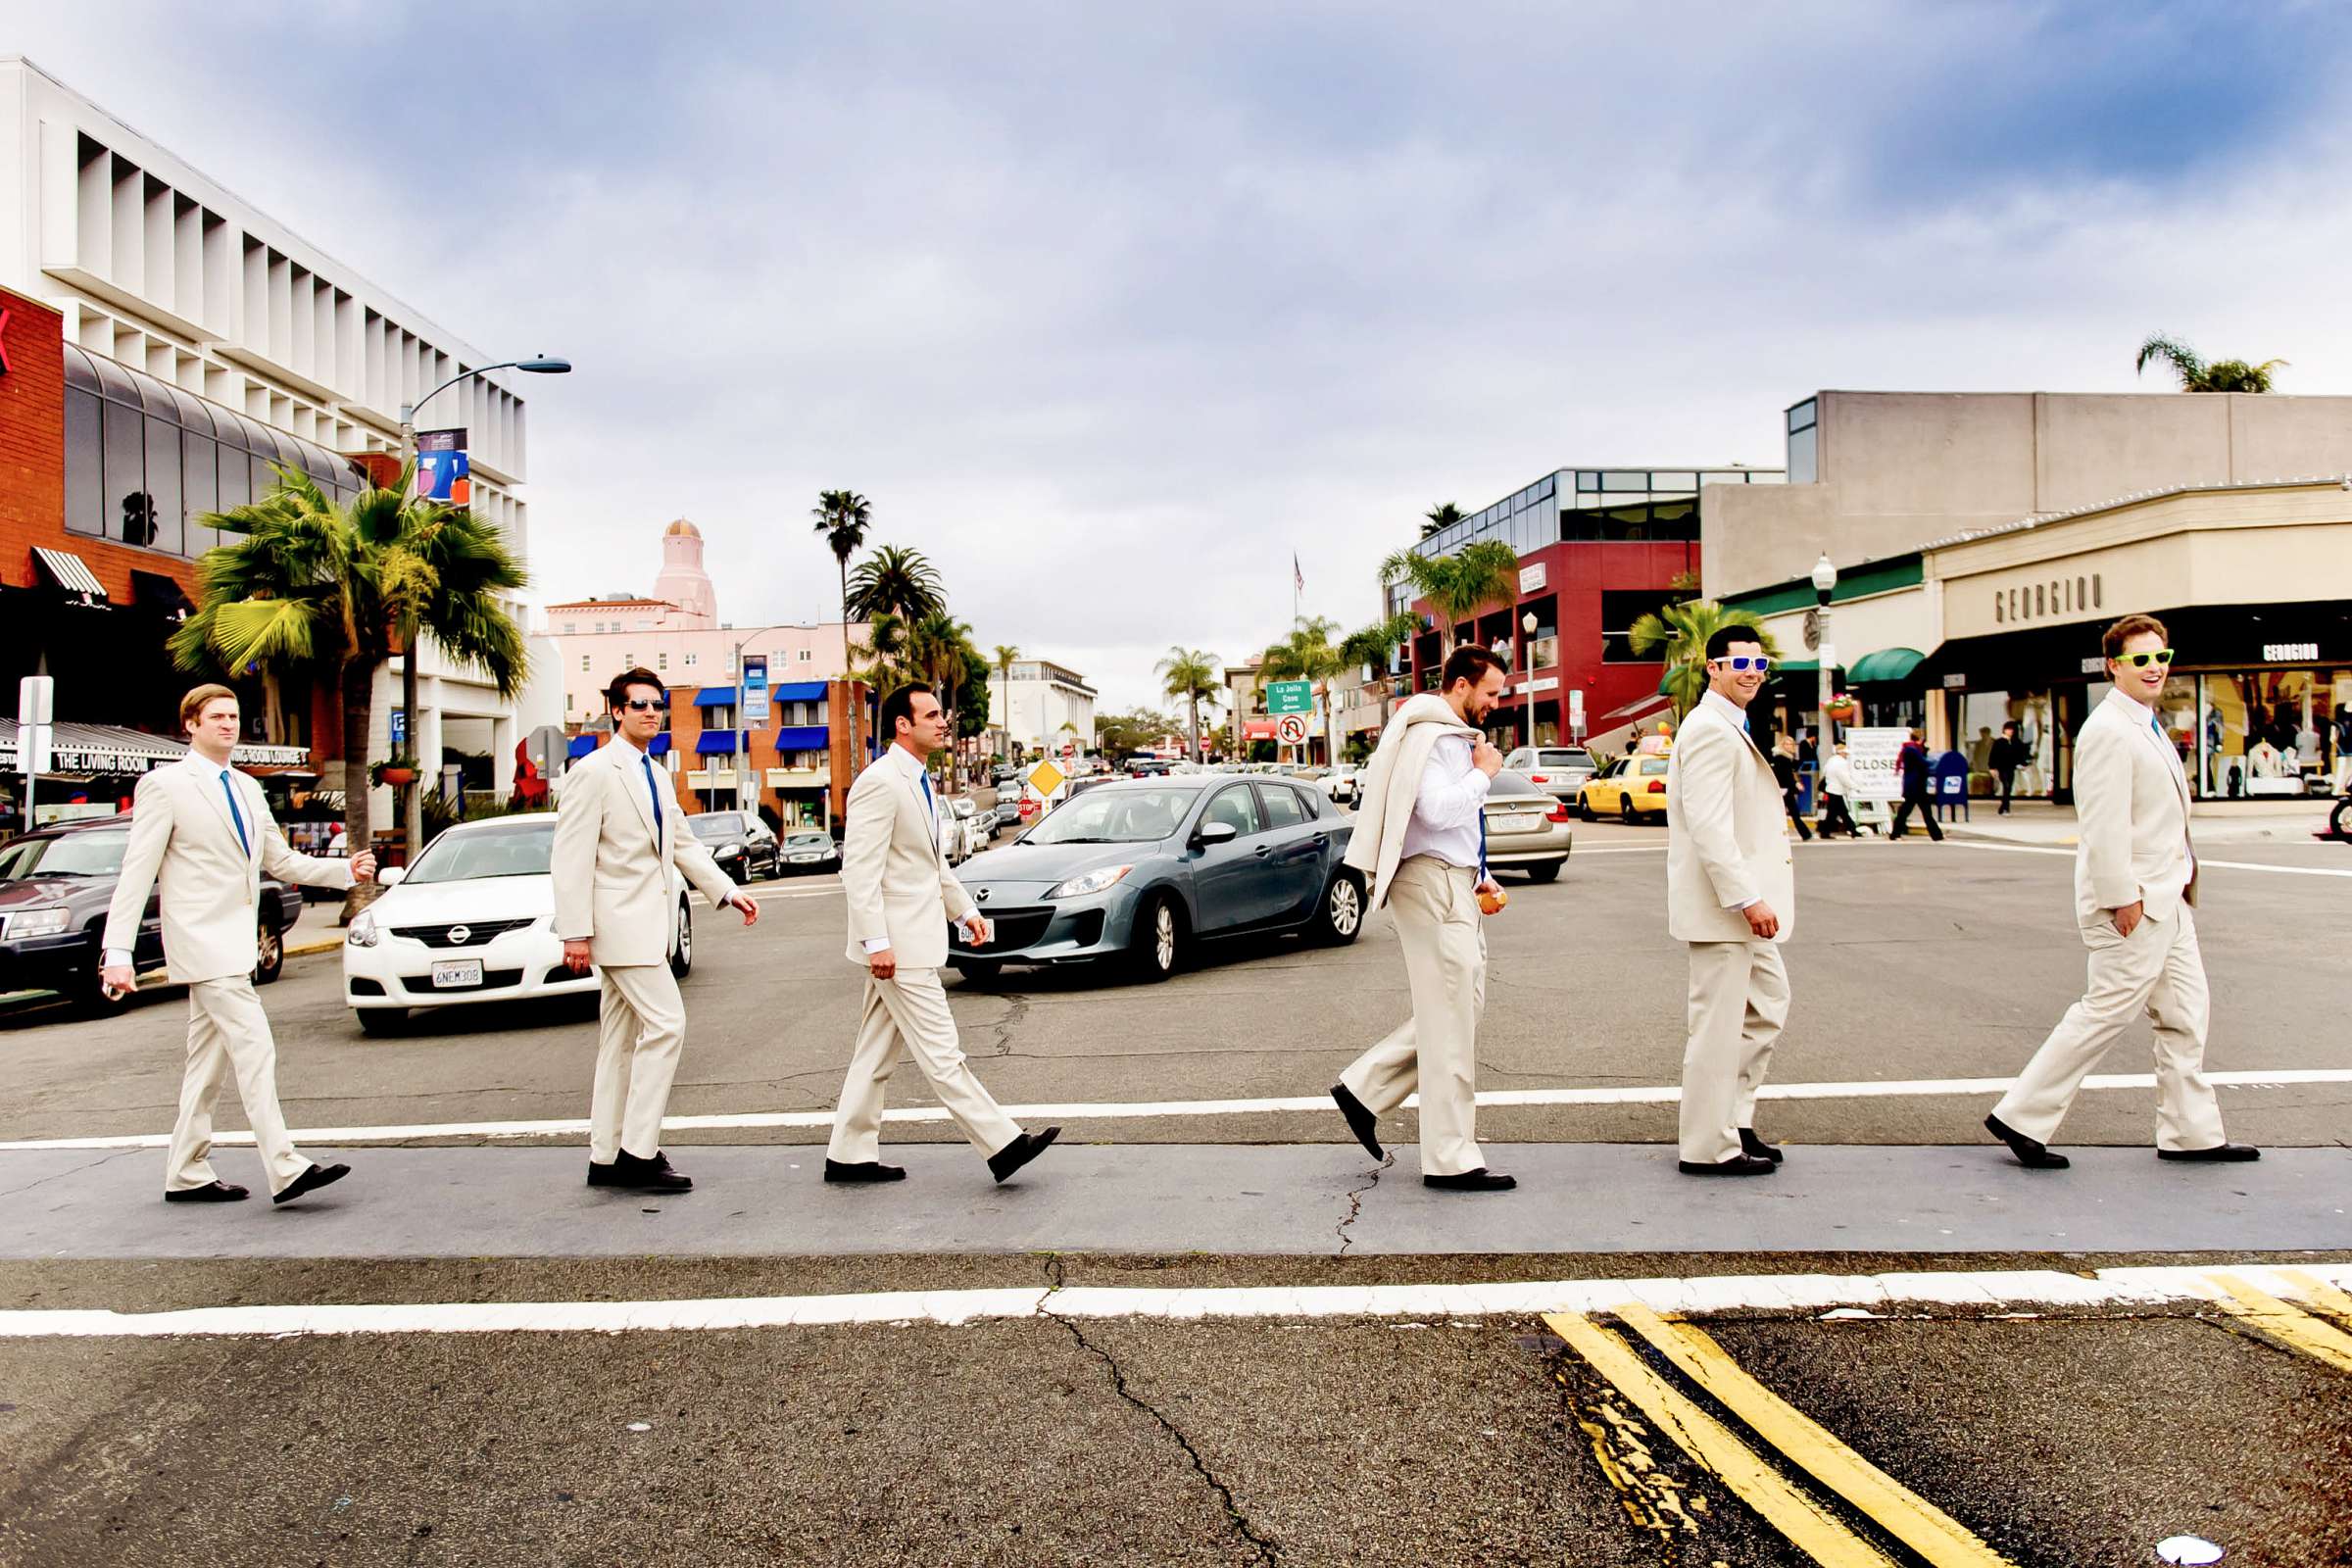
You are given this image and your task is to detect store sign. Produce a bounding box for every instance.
[1941,673,1966,689]
[2080,656,2105,675]
[1992,571,2103,625]
[1518,563,1547,593]
[2263,643,2319,662]
[0,306,12,375]
[1843,727,1908,804]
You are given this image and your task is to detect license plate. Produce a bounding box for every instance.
[430,958,483,989]
[1496,814,1544,834]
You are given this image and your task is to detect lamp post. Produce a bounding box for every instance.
[1521,610,1539,751]
[393,356,570,864]
[1811,552,1838,747]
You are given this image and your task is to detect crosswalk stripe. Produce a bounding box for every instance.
[2201,1271,2352,1374]
[1612,1303,2017,1568]
[1544,1311,1901,1568]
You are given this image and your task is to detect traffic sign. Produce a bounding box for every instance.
[1276,713,1309,747]
[1265,680,1314,716]
[1027,760,1066,799]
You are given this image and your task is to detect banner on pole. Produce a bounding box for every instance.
[415,428,471,506]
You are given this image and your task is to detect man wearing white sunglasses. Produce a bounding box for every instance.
[1986,613,2257,1169]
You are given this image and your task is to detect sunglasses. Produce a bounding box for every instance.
[2113,649,2175,669]
[1711,656,1773,673]
[621,698,668,712]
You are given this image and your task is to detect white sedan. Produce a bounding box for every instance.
[341,812,692,1036]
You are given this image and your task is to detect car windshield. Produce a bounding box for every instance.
[1022,787,1193,845]
[404,821,556,884]
[687,814,742,840]
[0,830,128,880]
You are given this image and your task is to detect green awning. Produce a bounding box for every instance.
[1848,647,1926,683]
[1773,659,1820,674]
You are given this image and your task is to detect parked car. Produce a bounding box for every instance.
[1580,754,1672,822]
[1500,747,1596,802]
[948,775,1362,984]
[0,815,302,1013]
[992,799,1026,835]
[1481,771,1572,880]
[685,810,780,882]
[777,828,841,874]
[1316,763,1364,807]
[342,812,692,1036]
[945,796,991,862]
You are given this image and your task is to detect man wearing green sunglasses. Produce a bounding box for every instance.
[1986,613,2257,1169]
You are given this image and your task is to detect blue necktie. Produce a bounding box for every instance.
[219,770,250,856]
[919,769,938,842]
[640,755,664,851]
[1477,808,1489,880]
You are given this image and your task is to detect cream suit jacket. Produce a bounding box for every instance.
[102,754,353,984]
[1664,701,1796,944]
[551,738,738,967]
[841,751,976,969]
[2070,689,2198,932]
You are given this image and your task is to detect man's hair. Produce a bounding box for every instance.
[178,683,237,733]
[1909,727,1925,742]
[2001,719,2019,733]
[1704,624,1764,660]
[879,682,936,738]
[605,667,664,710]
[2101,612,2168,661]
[1439,645,1506,692]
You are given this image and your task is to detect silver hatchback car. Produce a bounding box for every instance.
[1500,746,1596,802]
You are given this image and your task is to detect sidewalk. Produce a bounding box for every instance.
[1941,798,2335,849]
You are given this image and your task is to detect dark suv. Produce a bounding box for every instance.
[0,815,302,1012]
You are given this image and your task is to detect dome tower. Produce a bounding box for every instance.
[651,518,718,626]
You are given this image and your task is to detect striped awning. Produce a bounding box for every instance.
[31,548,107,604]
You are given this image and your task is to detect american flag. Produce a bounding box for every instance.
[1293,553,1304,593]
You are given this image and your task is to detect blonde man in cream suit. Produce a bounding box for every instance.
[826,683,1057,1186]
[553,667,760,1194]
[100,685,372,1206]
[1985,615,2257,1169]
[1665,628,1796,1177]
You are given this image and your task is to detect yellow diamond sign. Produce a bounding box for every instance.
[1026,760,1066,799]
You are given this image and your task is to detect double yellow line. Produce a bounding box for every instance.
[2200,1268,2352,1373]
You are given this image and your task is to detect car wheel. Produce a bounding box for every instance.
[1126,893,1183,982]
[255,920,285,985]
[1578,796,1595,822]
[1313,870,1365,945]
[669,898,694,978]
[356,1007,408,1037]
[1524,860,1562,884]
[1619,796,1639,823]
[954,960,1004,986]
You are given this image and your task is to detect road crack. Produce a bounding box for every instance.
[0,1146,146,1200]
[1334,1152,1394,1256]
[1035,1254,1281,1564]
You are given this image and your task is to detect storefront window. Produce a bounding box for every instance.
[143,419,185,557]
[1959,690,2057,796]
[102,398,145,546]
[65,388,104,537]
[2201,669,2345,798]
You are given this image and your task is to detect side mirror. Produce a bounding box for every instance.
[378,866,407,887]
[1196,820,1239,847]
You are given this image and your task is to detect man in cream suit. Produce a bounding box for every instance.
[1329,644,1515,1193]
[826,683,1057,1185]
[1665,627,1796,1177]
[1986,614,2258,1168]
[100,685,373,1205]
[553,667,760,1194]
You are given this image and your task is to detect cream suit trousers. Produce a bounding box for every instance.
[827,967,1021,1162]
[1341,857,1487,1178]
[167,977,312,1196]
[1992,904,2226,1151]
[590,962,687,1162]
[1680,939,1790,1165]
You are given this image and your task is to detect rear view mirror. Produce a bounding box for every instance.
[1197,821,1239,846]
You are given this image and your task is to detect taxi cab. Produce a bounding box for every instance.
[1578,753,1673,822]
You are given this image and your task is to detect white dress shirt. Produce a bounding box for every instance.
[863,745,944,954]
[1398,732,1490,871]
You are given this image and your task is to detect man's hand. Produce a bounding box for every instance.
[867,946,897,981]
[1474,876,1502,899]
[1742,901,1781,940]
[348,851,377,885]
[1472,738,1504,777]
[725,891,760,927]
[959,913,991,947]
[562,938,594,975]
[2112,900,2144,939]
[98,963,136,999]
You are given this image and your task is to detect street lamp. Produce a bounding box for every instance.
[1811,551,1838,747]
[1521,610,1539,751]
[392,356,571,865]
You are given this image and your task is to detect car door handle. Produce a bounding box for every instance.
[1252,846,1271,857]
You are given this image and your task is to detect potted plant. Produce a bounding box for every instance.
[369,753,420,788]
[1824,694,1860,721]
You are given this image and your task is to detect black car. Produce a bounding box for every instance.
[0,815,303,1012]
[685,810,781,882]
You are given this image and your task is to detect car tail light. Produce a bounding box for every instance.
[1647,779,1666,793]
[1530,773,1547,783]
[1545,803,1570,823]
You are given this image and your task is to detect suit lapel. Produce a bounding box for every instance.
[183,757,252,860]
[612,743,660,852]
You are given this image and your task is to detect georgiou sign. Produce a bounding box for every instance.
[1992,571,2103,625]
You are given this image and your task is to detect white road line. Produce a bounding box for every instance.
[2,1261,2342,1340]
[6,1069,2345,1152]
[1952,841,2352,876]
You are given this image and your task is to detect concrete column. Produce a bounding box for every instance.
[491,711,515,798]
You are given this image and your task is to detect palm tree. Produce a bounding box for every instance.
[1377,539,1520,659]
[1340,612,1422,698]
[1420,501,1463,540]
[906,611,975,789]
[1155,646,1222,763]
[845,544,945,625]
[1627,600,1778,719]
[2135,334,2288,393]
[171,465,527,906]
[810,489,871,763]
[1259,615,1348,764]
[991,643,1020,760]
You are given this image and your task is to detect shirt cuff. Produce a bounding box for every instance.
[862,936,893,954]
[103,949,133,968]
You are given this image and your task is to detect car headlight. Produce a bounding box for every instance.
[346,912,380,948]
[1049,864,1134,899]
[717,843,744,857]
[8,906,68,938]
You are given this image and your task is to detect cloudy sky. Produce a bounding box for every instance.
[21,2,2352,710]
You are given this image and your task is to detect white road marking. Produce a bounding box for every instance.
[6,1068,2345,1152]
[1951,841,2352,876]
[1,1261,2341,1340]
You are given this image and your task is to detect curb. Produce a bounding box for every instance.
[285,937,342,957]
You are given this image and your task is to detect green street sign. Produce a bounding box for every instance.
[1265,680,1314,715]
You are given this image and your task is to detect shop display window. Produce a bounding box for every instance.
[2200,670,2345,798]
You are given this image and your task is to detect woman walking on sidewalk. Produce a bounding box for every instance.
[1771,733,1813,841]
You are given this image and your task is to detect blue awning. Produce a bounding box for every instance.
[647,732,671,757]
[773,725,828,752]
[695,732,736,756]
[692,685,736,707]
[565,735,597,760]
[772,680,828,702]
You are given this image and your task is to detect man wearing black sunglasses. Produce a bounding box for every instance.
[1986,614,2256,1170]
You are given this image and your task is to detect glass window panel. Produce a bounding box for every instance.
[143,418,184,554]
[183,428,220,554]
[1649,471,1697,491]
[218,443,251,510]
[136,372,179,421]
[90,353,139,404]
[102,396,146,546]
[168,386,214,438]
[1576,470,1599,491]
[66,388,105,536]
[1788,425,1818,485]
[62,344,101,394]
[1788,398,1818,434]
[1600,471,1648,491]
[251,454,277,502]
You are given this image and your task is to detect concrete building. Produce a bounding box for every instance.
[990,659,1097,757]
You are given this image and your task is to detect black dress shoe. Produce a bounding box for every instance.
[1331,1083,1385,1160]
[824,1158,907,1183]
[625,1151,693,1192]
[2158,1144,2262,1162]
[1984,1113,2070,1170]
[164,1180,249,1203]
[988,1126,1060,1184]
[271,1161,350,1204]
[1739,1128,1784,1163]
[1423,1168,1516,1192]
[586,1158,626,1187]
[1678,1154,1776,1177]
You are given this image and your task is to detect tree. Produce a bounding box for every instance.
[2135,334,2288,393]
[1096,709,1178,757]
[811,490,872,767]
[1155,646,1222,763]
[1419,501,1463,540]
[1627,600,1778,718]
[1377,539,1520,657]
[845,544,946,625]
[171,465,527,907]
[991,643,1020,759]
[1259,615,1348,764]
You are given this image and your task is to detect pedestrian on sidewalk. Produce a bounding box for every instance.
[1888,728,1943,841]
[1328,644,1516,1192]
[1991,720,2024,814]
[1817,742,1861,838]
[553,668,761,1195]
[100,685,374,1207]
[1985,614,2258,1171]
[827,683,1058,1187]
[1665,629,1795,1177]
[1770,733,1814,841]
